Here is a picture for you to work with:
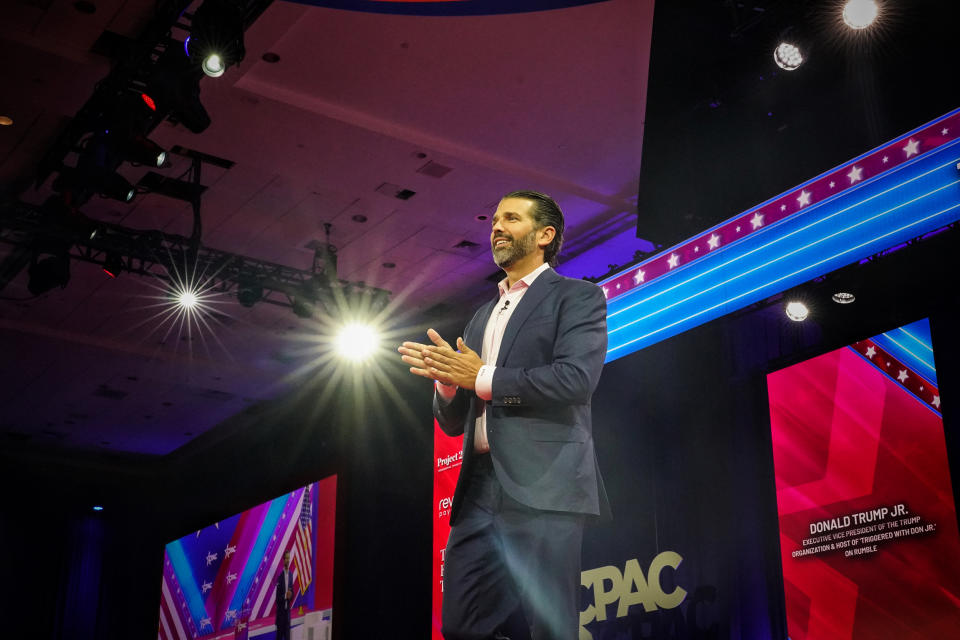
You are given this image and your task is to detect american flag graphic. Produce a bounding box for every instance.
[292,486,313,595]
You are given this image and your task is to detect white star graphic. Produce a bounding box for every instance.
[897,369,908,383]
[633,268,645,284]
[865,346,876,359]
[708,233,721,249]
[735,225,741,232]
[602,287,609,297]
[942,128,949,136]
[882,155,889,163]
[694,246,699,253]
[903,138,920,157]
[780,204,786,211]
[847,165,863,183]
[615,282,621,289]
[750,212,764,229]
[797,190,812,207]
[919,386,924,391]
[667,253,680,269]
[932,395,941,408]
[829,181,835,188]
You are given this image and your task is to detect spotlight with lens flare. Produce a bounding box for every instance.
[785,301,810,322]
[335,323,381,362]
[188,0,246,79]
[842,0,879,30]
[202,54,226,78]
[177,289,199,309]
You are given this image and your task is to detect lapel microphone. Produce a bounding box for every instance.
[500,299,511,313]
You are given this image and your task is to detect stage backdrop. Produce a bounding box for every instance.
[431,309,960,639]
[159,476,336,640]
[768,319,960,638]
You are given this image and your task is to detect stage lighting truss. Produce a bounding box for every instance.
[35,0,273,207]
[0,197,391,315]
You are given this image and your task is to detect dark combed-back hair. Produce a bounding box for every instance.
[502,189,565,267]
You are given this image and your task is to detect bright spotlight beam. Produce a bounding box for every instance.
[335,323,381,362]
[178,289,199,309]
[843,0,879,30]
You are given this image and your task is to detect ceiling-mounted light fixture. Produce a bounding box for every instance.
[188,0,246,79]
[774,42,804,71]
[785,301,810,321]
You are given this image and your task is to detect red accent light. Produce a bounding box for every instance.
[141,93,156,111]
[103,267,117,278]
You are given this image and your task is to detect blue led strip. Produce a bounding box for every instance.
[603,111,960,362]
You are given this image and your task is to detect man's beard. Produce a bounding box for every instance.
[492,228,537,268]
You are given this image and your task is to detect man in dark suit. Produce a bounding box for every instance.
[275,551,293,640]
[399,191,608,640]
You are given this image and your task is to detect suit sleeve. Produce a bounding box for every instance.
[491,283,607,408]
[433,386,470,437]
[432,314,480,437]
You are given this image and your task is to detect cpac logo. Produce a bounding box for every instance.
[579,551,686,639]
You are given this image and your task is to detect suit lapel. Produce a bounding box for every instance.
[465,297,497,355]
[496,267,559,366]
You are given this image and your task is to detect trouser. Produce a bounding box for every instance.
[441,454,585,640]
[276,614,290,640]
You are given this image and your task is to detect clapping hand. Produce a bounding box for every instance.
[398,329,483,389]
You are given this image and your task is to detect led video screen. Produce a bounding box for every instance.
[158,476,336,640]
[767,319,960,638]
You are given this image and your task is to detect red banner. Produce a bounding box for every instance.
[432,421,463,639]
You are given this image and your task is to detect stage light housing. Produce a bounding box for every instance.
[28,254,71,295]
[201,54,226,78]
[774,42,804,71]
[237,274,262,307]
[335,323,381,362]
[101,172,136,202]
[785,301,810,322]
[145,50,212,134]
[103,253,123,278]
[842,0,879,30]
[122,135,167,167]
[292,297,315,319]
[832,292,856,304]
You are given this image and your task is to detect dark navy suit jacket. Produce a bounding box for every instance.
[434,267,609,524]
